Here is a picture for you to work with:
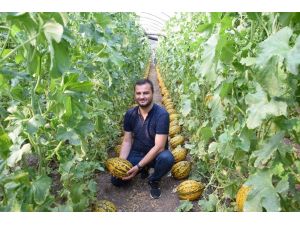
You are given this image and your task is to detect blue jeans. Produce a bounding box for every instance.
[111,150,174,187]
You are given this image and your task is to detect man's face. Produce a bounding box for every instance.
[135,83,153,108]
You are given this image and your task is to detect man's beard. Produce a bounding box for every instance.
[136,99,152,108]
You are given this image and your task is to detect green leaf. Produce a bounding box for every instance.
[87,180,97,193]
[59,158,75,175]
[286,35,300,75]
[79,23,95,41]
[198,194,218,211]
[275,175,289,194]
[218,36,235,64]
[246,12,261,20]
[70,183,84,204]
[26,114,45,135]
[176,200,194,212]
[65,81,93,93]
[199,33,219,82]
[57,126,81,145]
[32,175,52,205]
[272,163,285,176]
[251,132,285,168]
[256,57,287,97]
[199,126,213,142]
[256,27,292,67]
[245,84,287,129]
[63,96,72,119]
[0,128,12,159]
[244,170,281,212]
[219,80,232,98]
[237,127,253,152]
[7,143,31,167]
[74,118,95,136]
[15,54,24,64]
[219,131,232,144]
[94,13,111,28]
[208,94,225,132]
[196,23,213,33]
[180,96,191,117]
[49,40,70,78]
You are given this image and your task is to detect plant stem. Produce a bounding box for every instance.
[255,13,270,37]
[0,33,40,63]
[46,141,63,160]
[0,28,11,57]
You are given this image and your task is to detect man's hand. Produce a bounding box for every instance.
[122,165,139,180]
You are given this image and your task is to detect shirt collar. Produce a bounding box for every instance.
[137,103,156,116]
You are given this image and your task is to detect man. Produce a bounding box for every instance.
[111,79,174,199]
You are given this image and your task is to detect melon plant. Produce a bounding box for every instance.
[157,12,300,211]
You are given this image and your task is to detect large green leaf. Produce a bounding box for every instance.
[236,127,253,152]
[44,21,70,77]
[198,194,218,212]
[218,35,235,64]
[25,114,45,135]
[256,27,292,67]
[49,40,70,78]
[255,57,287,97]
[245,84,287,129]
[176,200,194,212]
[57,126,81,145]
[251,132,285,168]
[244,170,281,212]
[45,21,71,78]
[199,33,219,82]
[208,94,225,132]
[74,118,95,136]
[256,27,300,75]
[286,35,300,75]
[64,81,93,93]
[180,96,192,117]
[32,175,52,205]
[94,13,111,29]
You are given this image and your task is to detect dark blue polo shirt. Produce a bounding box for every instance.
[123,103,169,154]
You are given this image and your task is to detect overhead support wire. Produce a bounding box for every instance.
[140,12,168,22]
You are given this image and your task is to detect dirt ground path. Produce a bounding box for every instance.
[95,61,182,212]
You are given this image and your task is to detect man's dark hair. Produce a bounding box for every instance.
[135,79,154,93]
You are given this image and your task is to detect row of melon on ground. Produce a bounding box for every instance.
[156,66,249,212]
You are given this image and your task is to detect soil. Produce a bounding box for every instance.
[95,61,183,212]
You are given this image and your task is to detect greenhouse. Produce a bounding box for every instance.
[0,12,300,213]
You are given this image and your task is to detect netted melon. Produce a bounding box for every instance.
[105,157,133,178]
[171,146,187,163]
[176,180,204,201]
[171,160,191,180]
[170,135,184,149]
[169,125,181,137]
